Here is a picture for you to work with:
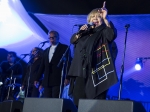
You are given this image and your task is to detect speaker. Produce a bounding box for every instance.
[78,99,146,112]
[0,100,23,112]
[23,98,77,112]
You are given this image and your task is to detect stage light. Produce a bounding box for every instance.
[135,58,143,70]
[0,0,33,47]
[0,0,11,23]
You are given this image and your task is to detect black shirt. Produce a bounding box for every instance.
[0,61,22,84]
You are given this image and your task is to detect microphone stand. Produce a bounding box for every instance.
[38,43,44,48]
[57,44,71,98]
[25,62,32,98]
[26,51,39,97]
[118,24,130,100]
[6,55,27,100]
[6,70,13,100]
[38,41,49,49]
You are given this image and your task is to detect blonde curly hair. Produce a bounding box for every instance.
[87,8,102,23]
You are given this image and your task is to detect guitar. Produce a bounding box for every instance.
[16,87,25,99]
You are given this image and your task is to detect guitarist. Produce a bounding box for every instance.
[0,51,22,101]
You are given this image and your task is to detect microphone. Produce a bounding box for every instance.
[125,24,130,28]
[76,23,95,35]
[21,54,30,56]
[74,23,95,27]
[39,41,49,48]
[40,41,49,44]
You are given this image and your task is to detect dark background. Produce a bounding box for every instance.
[20,0,150,15]
[20,0,150,34]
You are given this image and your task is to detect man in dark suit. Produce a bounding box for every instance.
[34,30,70,98]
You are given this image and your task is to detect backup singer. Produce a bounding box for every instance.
[21,47,43,97]
[35,30,71,98]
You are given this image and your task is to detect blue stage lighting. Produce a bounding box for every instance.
[135,58,143,70]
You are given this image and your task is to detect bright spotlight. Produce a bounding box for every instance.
[135,58,143,70]
[135,64,142,70]
[0,0,33,47]
[0,0,12,23]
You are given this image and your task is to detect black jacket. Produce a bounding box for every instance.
[68,22,118,98]
[36,43,70,87]
[22,58,42,86]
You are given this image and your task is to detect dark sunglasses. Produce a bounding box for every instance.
[48,36,56,39]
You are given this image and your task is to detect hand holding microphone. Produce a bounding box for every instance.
[80,24,89,31]
[76,23,96,35]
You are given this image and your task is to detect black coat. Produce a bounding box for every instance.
[22,58,42,86]
[36,43,70,87]
[68,22,118,98]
